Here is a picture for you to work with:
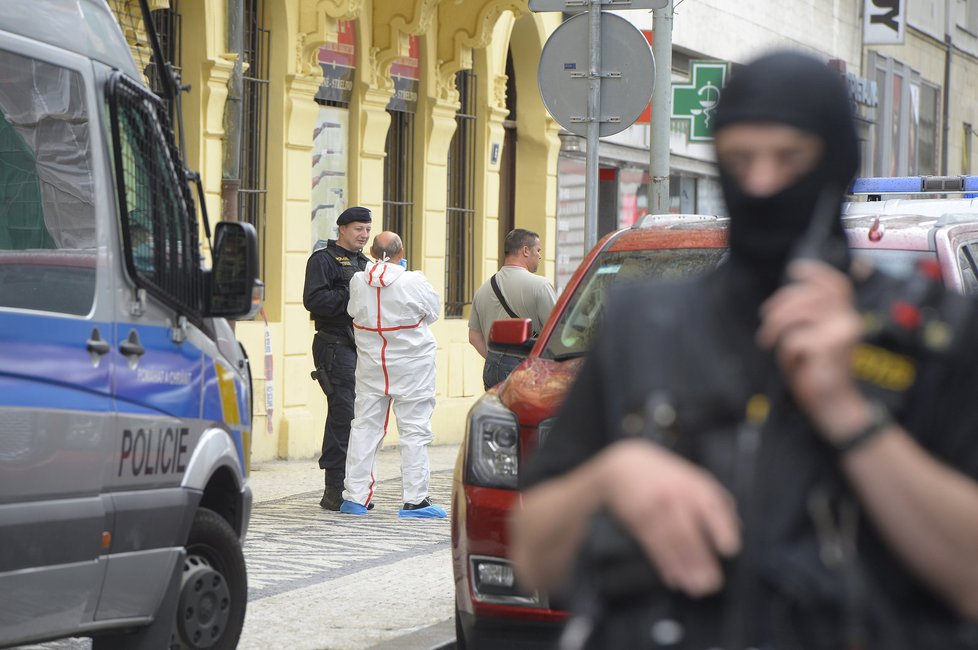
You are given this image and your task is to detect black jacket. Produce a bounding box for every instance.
[302,240,368,335]
[524,266,978,650]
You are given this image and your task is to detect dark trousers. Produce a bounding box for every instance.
[482,350,523,391]
[313,334,357,478]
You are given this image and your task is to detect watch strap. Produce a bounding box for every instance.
[833,402,892,454]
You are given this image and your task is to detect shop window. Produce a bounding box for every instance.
[240,0,269,277]
[311,102,349,249]
[312,21,355,250]
[555,156,586,295]
[669,175,697,214]
[873,66,887,176]
[870,52,935,178]
[445,70,477,319]
[890,73,903,177]
[918,83,939,175]
[966,123,974,175]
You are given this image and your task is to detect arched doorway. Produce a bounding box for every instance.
[497,49,517,265]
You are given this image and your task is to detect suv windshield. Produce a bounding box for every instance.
[543,247,726,360]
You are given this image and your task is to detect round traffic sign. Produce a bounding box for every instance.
[538,12,655,137]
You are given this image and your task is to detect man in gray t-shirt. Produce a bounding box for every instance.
[468,228,557,390]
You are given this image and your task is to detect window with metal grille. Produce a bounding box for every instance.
[146,2,181,131]
[445,70,477,318]
[384,109,415,259]
[108,73,204,318]
[240,0,270,278]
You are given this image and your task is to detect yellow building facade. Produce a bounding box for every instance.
[110,0,562,462]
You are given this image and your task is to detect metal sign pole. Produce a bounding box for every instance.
[649,0,673,214]
[585,1,602,251]
[532,0,660,246]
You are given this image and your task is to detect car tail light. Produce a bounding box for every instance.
[465,393,520,489]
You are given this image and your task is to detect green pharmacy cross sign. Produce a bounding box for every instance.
[672,61,729,142]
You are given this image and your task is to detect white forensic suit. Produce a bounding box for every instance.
[342,260,441,507]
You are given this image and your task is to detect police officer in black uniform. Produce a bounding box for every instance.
[511,52,978,650]
[303,206,371,510]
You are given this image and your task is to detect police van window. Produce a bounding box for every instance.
[543,248,725,361]
[108,74,204,316]
[0,49,96,316]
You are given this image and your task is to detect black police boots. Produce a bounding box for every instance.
[319,471,344,511]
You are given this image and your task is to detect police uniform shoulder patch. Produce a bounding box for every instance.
[851,343,916,392]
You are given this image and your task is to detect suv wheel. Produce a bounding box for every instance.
[172,508,247,650]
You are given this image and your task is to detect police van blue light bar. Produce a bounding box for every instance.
[850,176,978,194]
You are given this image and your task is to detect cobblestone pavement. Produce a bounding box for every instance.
[245,469,452,603]
[14,445,461,650]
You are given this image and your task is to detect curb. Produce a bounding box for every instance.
[365,618,456,650]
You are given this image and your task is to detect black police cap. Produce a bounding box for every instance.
[336,206,372,226]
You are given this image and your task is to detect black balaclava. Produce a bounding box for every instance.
[714,51,860,290]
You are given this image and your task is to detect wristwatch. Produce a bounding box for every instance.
[832,401,892,454]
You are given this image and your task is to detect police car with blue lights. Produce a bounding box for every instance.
[0,1,262,649]
[843,175,978,292]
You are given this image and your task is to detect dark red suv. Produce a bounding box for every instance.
[451,186,978,649]
[451,215,728,648]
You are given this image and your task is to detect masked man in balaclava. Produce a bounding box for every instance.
[510,51,978,649]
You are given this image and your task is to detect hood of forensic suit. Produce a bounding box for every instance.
[362,260,407,288]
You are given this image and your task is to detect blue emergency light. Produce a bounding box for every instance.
[850,175,978,195]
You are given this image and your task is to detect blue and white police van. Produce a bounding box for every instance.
[0,1,262,648]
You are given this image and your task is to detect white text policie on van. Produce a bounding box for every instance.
[119,427,190,477]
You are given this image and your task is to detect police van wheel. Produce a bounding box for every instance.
[172,508,247,650]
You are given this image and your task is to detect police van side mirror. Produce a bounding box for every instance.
[207,221,263,319]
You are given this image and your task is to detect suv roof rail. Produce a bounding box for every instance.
[850,175,978,195]
[634,213,724,228]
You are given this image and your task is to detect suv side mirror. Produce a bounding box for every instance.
[208,221,263,319]
[488,318,534,356]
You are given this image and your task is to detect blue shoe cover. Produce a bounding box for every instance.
[340,500,368,515]
[399,504,447,518]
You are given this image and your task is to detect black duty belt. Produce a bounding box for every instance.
[316,330,355,347]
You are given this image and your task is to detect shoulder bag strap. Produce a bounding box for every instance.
[490,273,520,319]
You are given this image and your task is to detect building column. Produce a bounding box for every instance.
[476,80,510,284]
[276,72,329,460]
[349,86,394,214]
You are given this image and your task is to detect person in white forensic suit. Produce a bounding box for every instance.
[340,231,447,518]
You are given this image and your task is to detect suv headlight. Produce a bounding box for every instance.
[465,393,520,489]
